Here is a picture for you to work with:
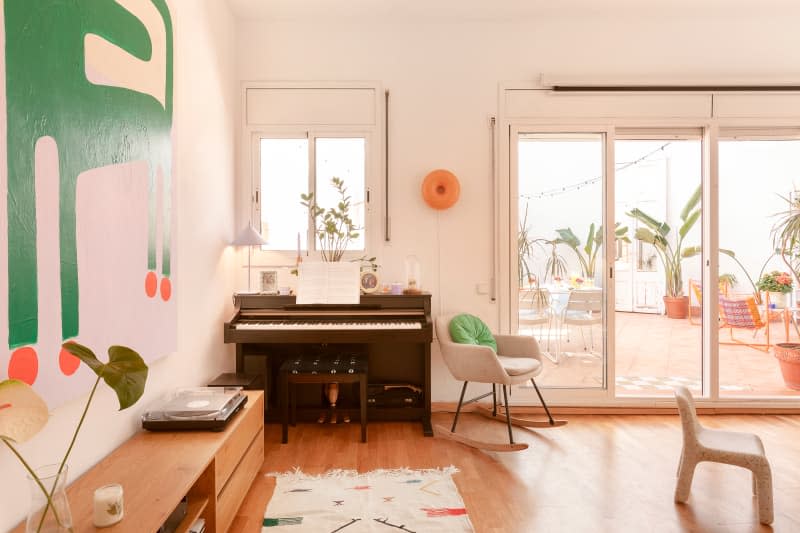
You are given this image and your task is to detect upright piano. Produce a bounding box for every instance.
[223,293,433,435]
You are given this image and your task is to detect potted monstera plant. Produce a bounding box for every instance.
[627,185,701,319]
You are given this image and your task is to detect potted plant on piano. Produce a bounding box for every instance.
[301,176,361,262]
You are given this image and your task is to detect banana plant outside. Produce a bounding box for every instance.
[626,184,701,298]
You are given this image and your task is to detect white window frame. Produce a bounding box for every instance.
[241,81,384,266]
[499,83,800,409]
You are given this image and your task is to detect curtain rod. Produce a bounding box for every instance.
[552,85,800,92]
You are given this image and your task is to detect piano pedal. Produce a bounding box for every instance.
[343,413,351,424]
[330,407,338,424]
[317,412,327,424]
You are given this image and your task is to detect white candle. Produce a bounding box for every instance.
[93,483,124,527]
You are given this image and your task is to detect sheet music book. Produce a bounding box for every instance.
[296,262,360,304]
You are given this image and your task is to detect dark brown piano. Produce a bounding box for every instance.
[224,293,433,435]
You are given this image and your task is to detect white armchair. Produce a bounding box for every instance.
[434,313,565,451]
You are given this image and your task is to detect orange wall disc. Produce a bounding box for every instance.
[422,169,460,210]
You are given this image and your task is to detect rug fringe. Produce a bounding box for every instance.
[266,465,460,481]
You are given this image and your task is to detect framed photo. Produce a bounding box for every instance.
[360,270,379,293]
[260,270,278,294]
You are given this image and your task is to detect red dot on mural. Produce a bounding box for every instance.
[160,277,172,301]
[59,347,80,376]
[145,271,158,298]
[8,347,38,385]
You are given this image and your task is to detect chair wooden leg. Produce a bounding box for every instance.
[451,381,468,433]
[502,385,514,445]
[530,378,555,425]
[492,384,497,416]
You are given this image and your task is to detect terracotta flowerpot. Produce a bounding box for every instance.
[774,343,800,390]
[663,295,689,319]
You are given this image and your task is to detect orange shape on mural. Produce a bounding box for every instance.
[58,347,80,376]
[160,277,172,301]
[145,271,158,297]
[8,346,39,385]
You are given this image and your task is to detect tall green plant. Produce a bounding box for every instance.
[627,184,701,298]
[518,203,536,285]
[771,192,800,287]
[301,177,361,262]
[555,223,630,279]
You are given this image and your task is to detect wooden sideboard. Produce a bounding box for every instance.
[11,390,264,533]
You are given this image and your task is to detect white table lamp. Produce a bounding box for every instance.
[232,223,268,292]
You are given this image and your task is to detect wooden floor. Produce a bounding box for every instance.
[230,413,800,533]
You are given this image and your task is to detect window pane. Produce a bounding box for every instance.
[260,138,309,251]
[614,138,702,397]
[719,138,800,398]
[315,137,366,251]
[516,133,605,389]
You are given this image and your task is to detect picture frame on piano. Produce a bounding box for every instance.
[360,270,379,294]
[260,270,278,294]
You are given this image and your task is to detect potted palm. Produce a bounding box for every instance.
[627,185,701,319]
[770,193,800,389]
[555,222,630,284]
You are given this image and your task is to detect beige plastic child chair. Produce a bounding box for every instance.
[673,386,773,525]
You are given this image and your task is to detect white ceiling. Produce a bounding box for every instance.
[226,0,800,22]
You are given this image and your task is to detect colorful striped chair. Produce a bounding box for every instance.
[718,295,770,352]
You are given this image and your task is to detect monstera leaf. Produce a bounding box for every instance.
[0,379,49,443]
[62,342,148,410]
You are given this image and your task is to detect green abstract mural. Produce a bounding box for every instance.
[3,0,174,397]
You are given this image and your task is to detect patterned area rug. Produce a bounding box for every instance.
[262,467,473,532]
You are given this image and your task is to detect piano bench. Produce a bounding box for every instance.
[279,355,368,444]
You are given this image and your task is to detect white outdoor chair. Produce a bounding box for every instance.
[561,288,602,353]
[673,386,774,525]
[518,287,553,351]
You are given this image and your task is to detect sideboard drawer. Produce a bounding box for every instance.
[215,393,263,489]
[216,426,264,532]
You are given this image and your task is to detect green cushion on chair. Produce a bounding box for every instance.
[449,313,497,352]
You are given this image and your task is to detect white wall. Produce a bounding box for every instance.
[232,2,800,401]
[0,1,237,529]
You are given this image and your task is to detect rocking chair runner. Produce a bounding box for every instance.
[434,314,566,452]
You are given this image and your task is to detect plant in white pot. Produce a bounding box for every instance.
[755,270,794,309]
[0,342,147,532]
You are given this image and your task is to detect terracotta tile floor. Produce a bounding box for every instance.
[522,310,800,397]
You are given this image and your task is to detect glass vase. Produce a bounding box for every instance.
[26,464,73,533]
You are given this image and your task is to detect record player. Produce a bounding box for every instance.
[142,387,248,432]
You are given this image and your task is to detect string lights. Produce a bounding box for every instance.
[520,142,672,200]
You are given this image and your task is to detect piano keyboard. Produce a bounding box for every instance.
[235,320,422,331]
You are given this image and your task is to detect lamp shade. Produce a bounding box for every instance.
[232,224,268,246]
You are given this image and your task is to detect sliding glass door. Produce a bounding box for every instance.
[514,132,606,390]
[614,134,703,397]
[718,135,800,398]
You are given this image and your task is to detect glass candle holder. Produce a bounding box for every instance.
[93,483,124,527]
[405,255,421,293]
